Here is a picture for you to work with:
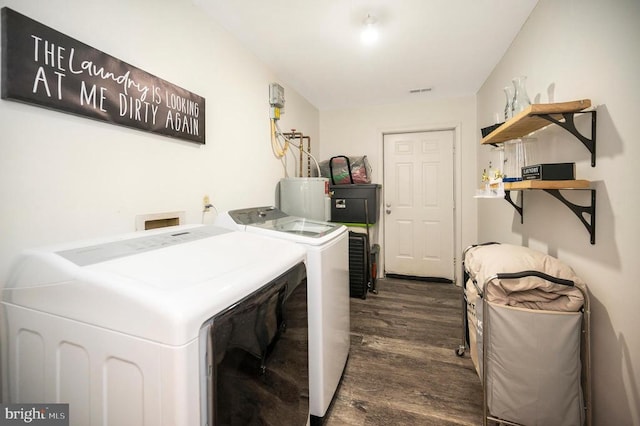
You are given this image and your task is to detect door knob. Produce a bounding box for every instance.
[386,208,392,214]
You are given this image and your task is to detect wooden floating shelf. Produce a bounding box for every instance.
[503,179,591,190]
[481,99,592,145]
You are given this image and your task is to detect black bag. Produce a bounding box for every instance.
[319,155,372,185]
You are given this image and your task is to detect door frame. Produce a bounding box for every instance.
[378,123,462,285]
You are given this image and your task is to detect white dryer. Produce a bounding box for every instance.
[1,225,309,426]
[216,206,350,422]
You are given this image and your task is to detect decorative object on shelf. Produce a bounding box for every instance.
[487,161,501,182]
[476,161,505,198]
[503,138,537,182]
[522,163,575,181]
[481,122,503,138]
[504,86,514,120]
[511,76,531,116]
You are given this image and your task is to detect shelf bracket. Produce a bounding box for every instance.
[537,111,597,167]
[542,189,596,244]
[503,190,523,224]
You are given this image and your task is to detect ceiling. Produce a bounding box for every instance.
[195,0,539,111]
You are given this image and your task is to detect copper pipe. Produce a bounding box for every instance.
[282,130,305,177]
[304,136,311,177]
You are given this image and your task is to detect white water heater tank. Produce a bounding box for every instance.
[278,177,331,222]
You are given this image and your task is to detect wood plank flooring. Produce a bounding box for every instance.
[323,277,484,425]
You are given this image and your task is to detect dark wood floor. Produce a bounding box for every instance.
[323,277,484,425]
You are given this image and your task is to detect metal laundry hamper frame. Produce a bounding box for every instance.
[456,244,592,426]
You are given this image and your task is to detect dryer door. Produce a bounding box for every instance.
[201,262,308,425]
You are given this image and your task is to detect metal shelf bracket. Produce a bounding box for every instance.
[503,190,523,224]
[543,188,597,244]
[502,188,596,244]
[537,111,597,167]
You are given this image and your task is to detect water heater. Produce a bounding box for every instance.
[278,177,331,222]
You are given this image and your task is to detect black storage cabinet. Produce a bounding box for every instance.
[330,184,381,224]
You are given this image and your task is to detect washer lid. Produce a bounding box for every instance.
[248,216,346,245]
[3,225,306,346]
[221,206,346,245]
[226,206,287,225]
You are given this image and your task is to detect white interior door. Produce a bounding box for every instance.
[383,130,455,280]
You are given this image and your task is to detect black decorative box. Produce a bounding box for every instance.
[522,163,575,180]
[481,122,504,138]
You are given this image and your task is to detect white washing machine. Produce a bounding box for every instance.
[216,206,350,422]
[0,225,310,426]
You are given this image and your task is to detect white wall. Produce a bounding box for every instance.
[477,0,640,423]
[0,0,319,282]
[320,96,478,278]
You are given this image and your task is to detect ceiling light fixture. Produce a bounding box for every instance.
[361,13,378,45]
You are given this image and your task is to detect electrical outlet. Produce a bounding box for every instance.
[203,195,211,211]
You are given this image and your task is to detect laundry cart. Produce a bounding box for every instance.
[456,243,591,426]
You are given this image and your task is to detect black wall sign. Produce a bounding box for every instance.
[1,7,205,144]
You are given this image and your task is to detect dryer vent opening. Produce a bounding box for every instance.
[145,217,179,229]
[135,211,186,231]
